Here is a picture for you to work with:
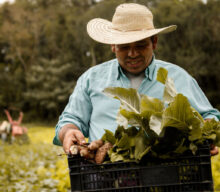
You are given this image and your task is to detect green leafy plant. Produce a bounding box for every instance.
[102,67,220,162]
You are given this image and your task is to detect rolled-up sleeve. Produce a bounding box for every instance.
[53,74,92,146]
[183,77,220,121]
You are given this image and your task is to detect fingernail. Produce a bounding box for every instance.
[81,140,86,144]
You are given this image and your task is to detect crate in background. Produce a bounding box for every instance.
[67,143,213,192]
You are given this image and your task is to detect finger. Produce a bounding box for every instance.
[63,135,76,154]
[63,130,78,154]
[74,130,86,145]
[88,139,104,151]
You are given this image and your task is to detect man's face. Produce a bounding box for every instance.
[111,37,157,75]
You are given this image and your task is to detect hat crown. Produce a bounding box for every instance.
[112,3,154,32]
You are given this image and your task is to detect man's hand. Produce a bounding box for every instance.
[88,139,104,151]
[59,124,86,154]
[210,144,219,156]
[204,119,219,156]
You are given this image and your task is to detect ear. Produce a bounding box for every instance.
[152,36,158,50]
[111,45,116,53]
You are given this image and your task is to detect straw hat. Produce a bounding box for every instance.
[87,3,177,45]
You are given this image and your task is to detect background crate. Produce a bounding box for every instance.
[68,143,213,192]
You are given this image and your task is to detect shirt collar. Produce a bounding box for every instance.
[117,65,126,79]
[116,55,156,81]
[147,55,156,81]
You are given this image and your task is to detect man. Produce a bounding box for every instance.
[53,3,219,157]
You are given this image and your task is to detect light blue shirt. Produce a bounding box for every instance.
[53,57,220,145]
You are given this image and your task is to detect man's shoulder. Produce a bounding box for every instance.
[83,58,118,77]
[154,59,189,76]
[90,58,118,70]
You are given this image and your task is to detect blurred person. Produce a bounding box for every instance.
[53,3,219,159]
[4,109,27,137]
[0,120,11,142]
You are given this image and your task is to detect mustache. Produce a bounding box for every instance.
[125,56,144,62]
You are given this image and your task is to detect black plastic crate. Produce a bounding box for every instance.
[67,143,213,192]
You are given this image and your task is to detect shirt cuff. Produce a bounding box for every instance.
[204,115,219,121]
[53,125,62,146]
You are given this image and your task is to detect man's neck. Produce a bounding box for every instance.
[123,69,145,90]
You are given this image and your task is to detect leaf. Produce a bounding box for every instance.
[189,142,198,155]
[172,138,188,154]
[163,77,177,103]
[102,129,116,144]
[116,148,130,157]
[120,109,143,127]
[140,95,165,121]
[103,87,141,113]
[157,67,177,103]
[116,133,129,149]
[118,128,137,148]
[161,94,201,134]
[157,67,168,84]
[109,151,125,162]
[149,114,162,136]
[191,107,204,123]
[124,126,139,137]
[114,126,125,140]
[188,125,203,142]
[202,119,219,144]
[134,130,150,160]
[116,110,129,128]
[114,126,137,149]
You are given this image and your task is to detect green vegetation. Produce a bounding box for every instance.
[102,68,220,162]
[0,125,70,192]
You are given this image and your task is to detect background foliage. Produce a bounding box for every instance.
[0,0,219,122]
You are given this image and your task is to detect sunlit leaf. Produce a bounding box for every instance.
[157,67,177,103]
[140,95,164,121]
[149,114,162,135]
[163,77,177,103]
[103,87,141,113]
[161,94,201,134]
[157,67,168,84]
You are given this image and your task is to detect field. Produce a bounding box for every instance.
[0,125,70,192]
[0,125,220,192]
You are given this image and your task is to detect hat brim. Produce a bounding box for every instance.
[87,18,177,44]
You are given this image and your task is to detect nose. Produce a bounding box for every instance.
[128,47,139,58]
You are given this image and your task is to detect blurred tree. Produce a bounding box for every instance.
[153,0,220,109]
[24,58,75,119]
[0,0,94,120]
